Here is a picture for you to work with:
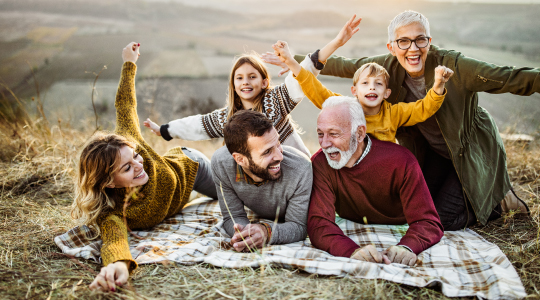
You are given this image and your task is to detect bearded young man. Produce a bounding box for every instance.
[309,96,443,266]
[211,110,313,252]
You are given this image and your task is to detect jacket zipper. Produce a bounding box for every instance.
[477,75,503,84]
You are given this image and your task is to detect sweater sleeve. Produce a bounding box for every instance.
[390,88,446,128]
[166,114,213,141]
[114,62,144,144]
[294,67,342,109]
[283,56,322,104]
[269,162,312,245]
[98,213,138,271]
[211,158,250,237]
[396,156,444,254]
[307,155,360,257]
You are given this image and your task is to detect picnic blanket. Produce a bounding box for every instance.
[55,197,526,299]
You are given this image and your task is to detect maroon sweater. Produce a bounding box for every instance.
[308,138,443,257]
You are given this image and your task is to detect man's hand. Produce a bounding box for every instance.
[381,245,417,266]
[433,65,454,95]
[272,41,302,76]
[333,14,362,48]
[230,223,268,252]
[89,260,129,292]
[143,118,161,136]
[122,42,140,63]
[260,52,290,77]
[350,245,390,264]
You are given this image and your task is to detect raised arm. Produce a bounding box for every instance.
[115,43,143,142]
[318,14,361,63]
[457,53,540,95]
[391,66,453,128]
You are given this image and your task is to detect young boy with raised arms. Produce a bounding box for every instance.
[271,15,454,143]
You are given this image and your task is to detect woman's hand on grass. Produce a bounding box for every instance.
[89,260,129,292]
[260,52,290,77]
[143,118,161,136]
[122,42,140,63]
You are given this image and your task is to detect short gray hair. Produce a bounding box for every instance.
[387,10,430,43]
[321,96,366,134]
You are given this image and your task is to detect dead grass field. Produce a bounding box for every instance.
[0,93,539,299]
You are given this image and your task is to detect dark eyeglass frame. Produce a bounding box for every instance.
[394,37,431,50]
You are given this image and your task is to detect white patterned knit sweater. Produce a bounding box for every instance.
[165,59,319,157]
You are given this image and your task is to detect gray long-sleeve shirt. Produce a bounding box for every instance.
[211,145,313,245]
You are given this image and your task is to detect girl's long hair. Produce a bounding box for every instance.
[225,54,272,121]
[71,132,135,237]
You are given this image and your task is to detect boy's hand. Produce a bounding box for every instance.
[143,118,161,136]
[272,41,294,64]
[260,52,290,76]
[272,41,302,76]
[433,65,454,95]
[334,14,362,47]
[434,65,454,83]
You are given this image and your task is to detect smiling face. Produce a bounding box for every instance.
[233,62,269,105]
[387,22,431,78]
[108,146,148,188]
[243,128,283,181]
[317,105,362,169]
[351,69,392,115]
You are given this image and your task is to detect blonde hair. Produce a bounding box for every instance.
[388,10,430,43]
[71,132,135,237]
[352,63,390,86]
[225,53,271,121]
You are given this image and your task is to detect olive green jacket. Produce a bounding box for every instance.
[295,45,540,224]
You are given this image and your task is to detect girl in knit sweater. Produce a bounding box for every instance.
[72,43,214,292]
[143,54,311,157]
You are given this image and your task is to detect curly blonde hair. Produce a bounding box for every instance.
[71,132,135,237]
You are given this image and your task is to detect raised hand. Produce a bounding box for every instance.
[272,41,293,64]
[433,65,454,95]
[334,14,362,47]
[260,52,290,77]
[89,260,129,292]
[122,42,140,63]
[434,65,454,83]
[143,118,161,136]
[230,223,268,252]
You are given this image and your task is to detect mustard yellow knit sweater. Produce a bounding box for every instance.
[294,67,446,143]
[97,62,199,271]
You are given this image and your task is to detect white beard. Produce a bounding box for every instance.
[322,134,358,170]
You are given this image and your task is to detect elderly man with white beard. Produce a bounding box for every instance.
[307,96,443,266]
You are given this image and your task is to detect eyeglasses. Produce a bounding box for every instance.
[394,37,431,50]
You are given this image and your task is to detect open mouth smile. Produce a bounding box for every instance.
[240,88,253,93]
[134,169,146,179]
[268,163,281,173]
[406,55,421,65]
[365,93,378,101]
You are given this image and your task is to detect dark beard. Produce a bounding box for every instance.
[247,157,282,181]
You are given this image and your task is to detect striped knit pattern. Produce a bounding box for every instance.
[201,83,297,144]
[97,62,199,271]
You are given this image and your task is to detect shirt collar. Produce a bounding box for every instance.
[352,135,372,167]
[235,163,268,187]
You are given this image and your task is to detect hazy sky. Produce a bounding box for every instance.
[427,0,540,3]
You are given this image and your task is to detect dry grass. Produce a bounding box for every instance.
[0,107,539,299]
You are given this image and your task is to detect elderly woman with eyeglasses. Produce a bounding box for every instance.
[265,10,537,231]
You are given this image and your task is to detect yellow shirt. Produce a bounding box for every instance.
[97,62,199,271]
[294,67,446,143]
